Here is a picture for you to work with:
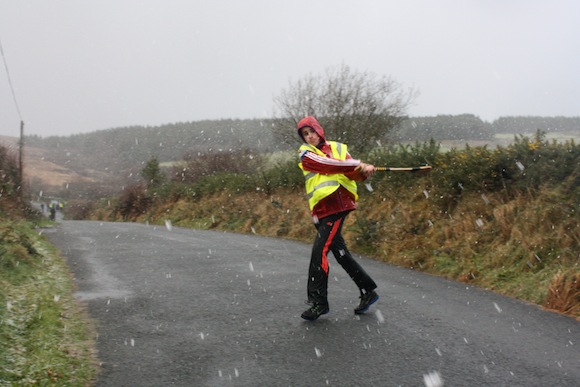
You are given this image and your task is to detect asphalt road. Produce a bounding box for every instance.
[43,220,579,386]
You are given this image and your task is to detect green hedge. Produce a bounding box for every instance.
[133,131,578,211]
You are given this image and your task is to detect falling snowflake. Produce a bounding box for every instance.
[315,347,323,358]
[481,194,490,204]
[375,310,385,323]
[423,370,443,387]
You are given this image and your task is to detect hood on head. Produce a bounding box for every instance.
[297,116,325,143]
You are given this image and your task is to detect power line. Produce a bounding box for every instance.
[0,34,24,122]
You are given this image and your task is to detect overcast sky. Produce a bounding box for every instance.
[1,0,579,138]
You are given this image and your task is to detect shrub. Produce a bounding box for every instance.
[494,131,579,192]
[173,149,261,184]
[0,145,24,217]
[113,184,152,220]
[259,156,304,193]
[63,199,95,220]
[0,145,19,196]
[0,222,39,279]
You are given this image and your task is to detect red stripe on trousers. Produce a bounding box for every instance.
[321,218,342,274]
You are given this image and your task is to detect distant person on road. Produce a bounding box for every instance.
[297,116,379,321]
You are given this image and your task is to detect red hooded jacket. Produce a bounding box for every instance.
[297,116,367,221]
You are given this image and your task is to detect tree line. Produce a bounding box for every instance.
[24,115,578,178]
[396,115,579,142]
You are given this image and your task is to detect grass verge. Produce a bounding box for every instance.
[0,220,98,386]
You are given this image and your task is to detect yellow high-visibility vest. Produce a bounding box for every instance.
[298,141,358,210]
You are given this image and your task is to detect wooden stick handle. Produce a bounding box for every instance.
[375,165,432,172]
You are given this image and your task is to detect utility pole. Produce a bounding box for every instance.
[18,120,24,199]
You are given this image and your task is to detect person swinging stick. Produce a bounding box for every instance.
[297,116,379,321]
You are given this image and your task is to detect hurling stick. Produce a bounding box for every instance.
[375,165,432,173]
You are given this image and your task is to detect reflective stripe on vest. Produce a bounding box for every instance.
[298,141,358,210]
[306,180,340,199]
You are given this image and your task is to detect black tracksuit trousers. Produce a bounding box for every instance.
[307,211,377,307]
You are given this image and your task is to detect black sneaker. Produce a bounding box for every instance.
[354,290,379,314]
[301,303,330,321]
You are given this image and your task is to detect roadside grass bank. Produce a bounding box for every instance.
[0,220,98,386]
[89,184,579,320]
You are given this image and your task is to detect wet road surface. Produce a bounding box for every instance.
[44,221,580,386]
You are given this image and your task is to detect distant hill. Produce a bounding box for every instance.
[24,118,284,178]
[2,119,287,198]
[0,135,99,196]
